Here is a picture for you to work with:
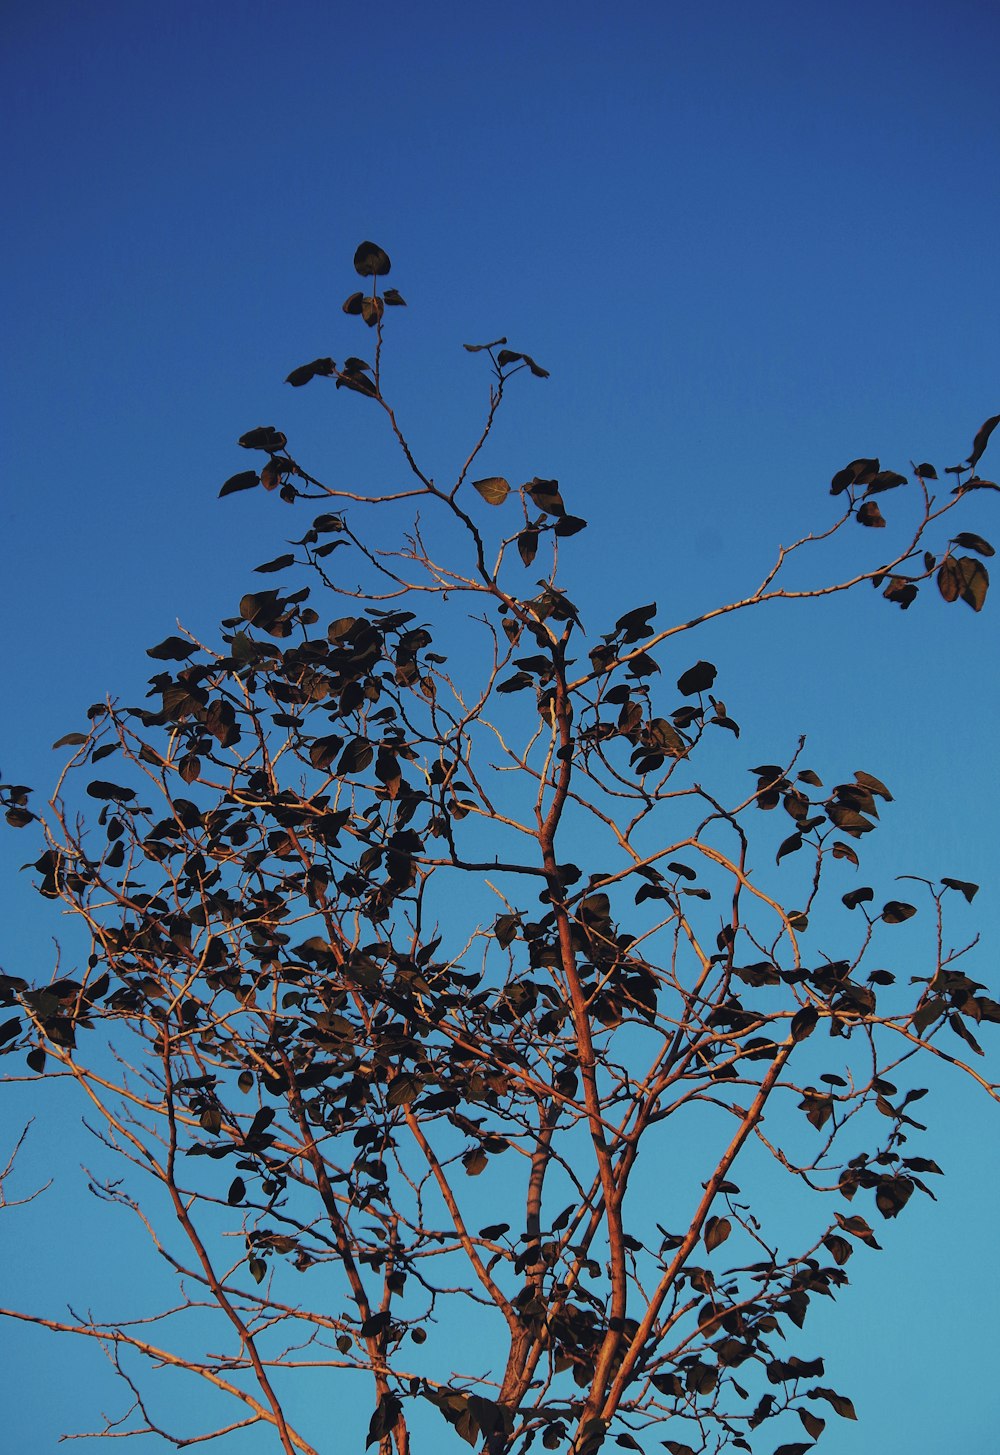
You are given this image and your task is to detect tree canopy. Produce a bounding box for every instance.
[1,243,997,1455]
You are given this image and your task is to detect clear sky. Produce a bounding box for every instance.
[2,1,998,1451]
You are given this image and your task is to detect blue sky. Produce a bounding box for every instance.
[2,2,998,1451]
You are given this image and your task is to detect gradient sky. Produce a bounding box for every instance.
[2,2,999,1452]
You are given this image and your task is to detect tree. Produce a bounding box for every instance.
[1,241,997,1455]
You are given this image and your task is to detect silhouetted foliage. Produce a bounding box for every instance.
[1,245,997,1455]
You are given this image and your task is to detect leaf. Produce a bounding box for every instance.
[554,514,587,537]
[773,1445,814,1455]
[260,453,291,494]
[856,500,885,528]
[199,1102,221,1134]
[936,556,956,603]
[494,914,519,949]
[967,412,1000,469]
[463,337,507,352]
[146,635,194,662]
[822,1233,853,1266]
[383,288,406,306]
[496,348,550,378]
[914,461,937,479]
[952,476,1000,494]
[286,357,336,387]
[239,589,281,626]
[865,470,907,494]
[831,840,859,866]
[954,556,989,611]
[875,1173,914,1218]
[0,1016,21,1047]
[525,478,565,516]
[473,476,511,505]
[905,1156,943,1174]
[366,1392,402,1448]
[949,1012,984,1056]
[776,833,802,865]
[336,357,378,397]
[238,426,287,452]
[337,740,374,776]
[497,671,533,694]
[799,1090,833,1130]
[882,900,916,925]
[643,718,687,758]
[248,1257,267,1284]
[387,1074,422,1107]
[227,1176,246,1205]
[245,1106,275,1142]
[220,469,259,497]
[882,576,918,609]
[842,887,873,910]
[86,780,136,802]
[354,240,391,277]
[463,1148,488,1176]
[517,528,539,567]
[478,1222,510,1239]
[704,1215,731,1251]
[615,602,657,640]
[790,1005,819,1042]
[854,769,892,801]
[834,1213,881,1249]
[941,877,978,902]
[676,661,717,696]
[52,732,89,748]
[360,295,383,327]
[342,292,364,315]
[830,457,879,495]
[806,1387,857,1420]
[952,531,995,557]
[179,753,200,784]
[254,554,296,574]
